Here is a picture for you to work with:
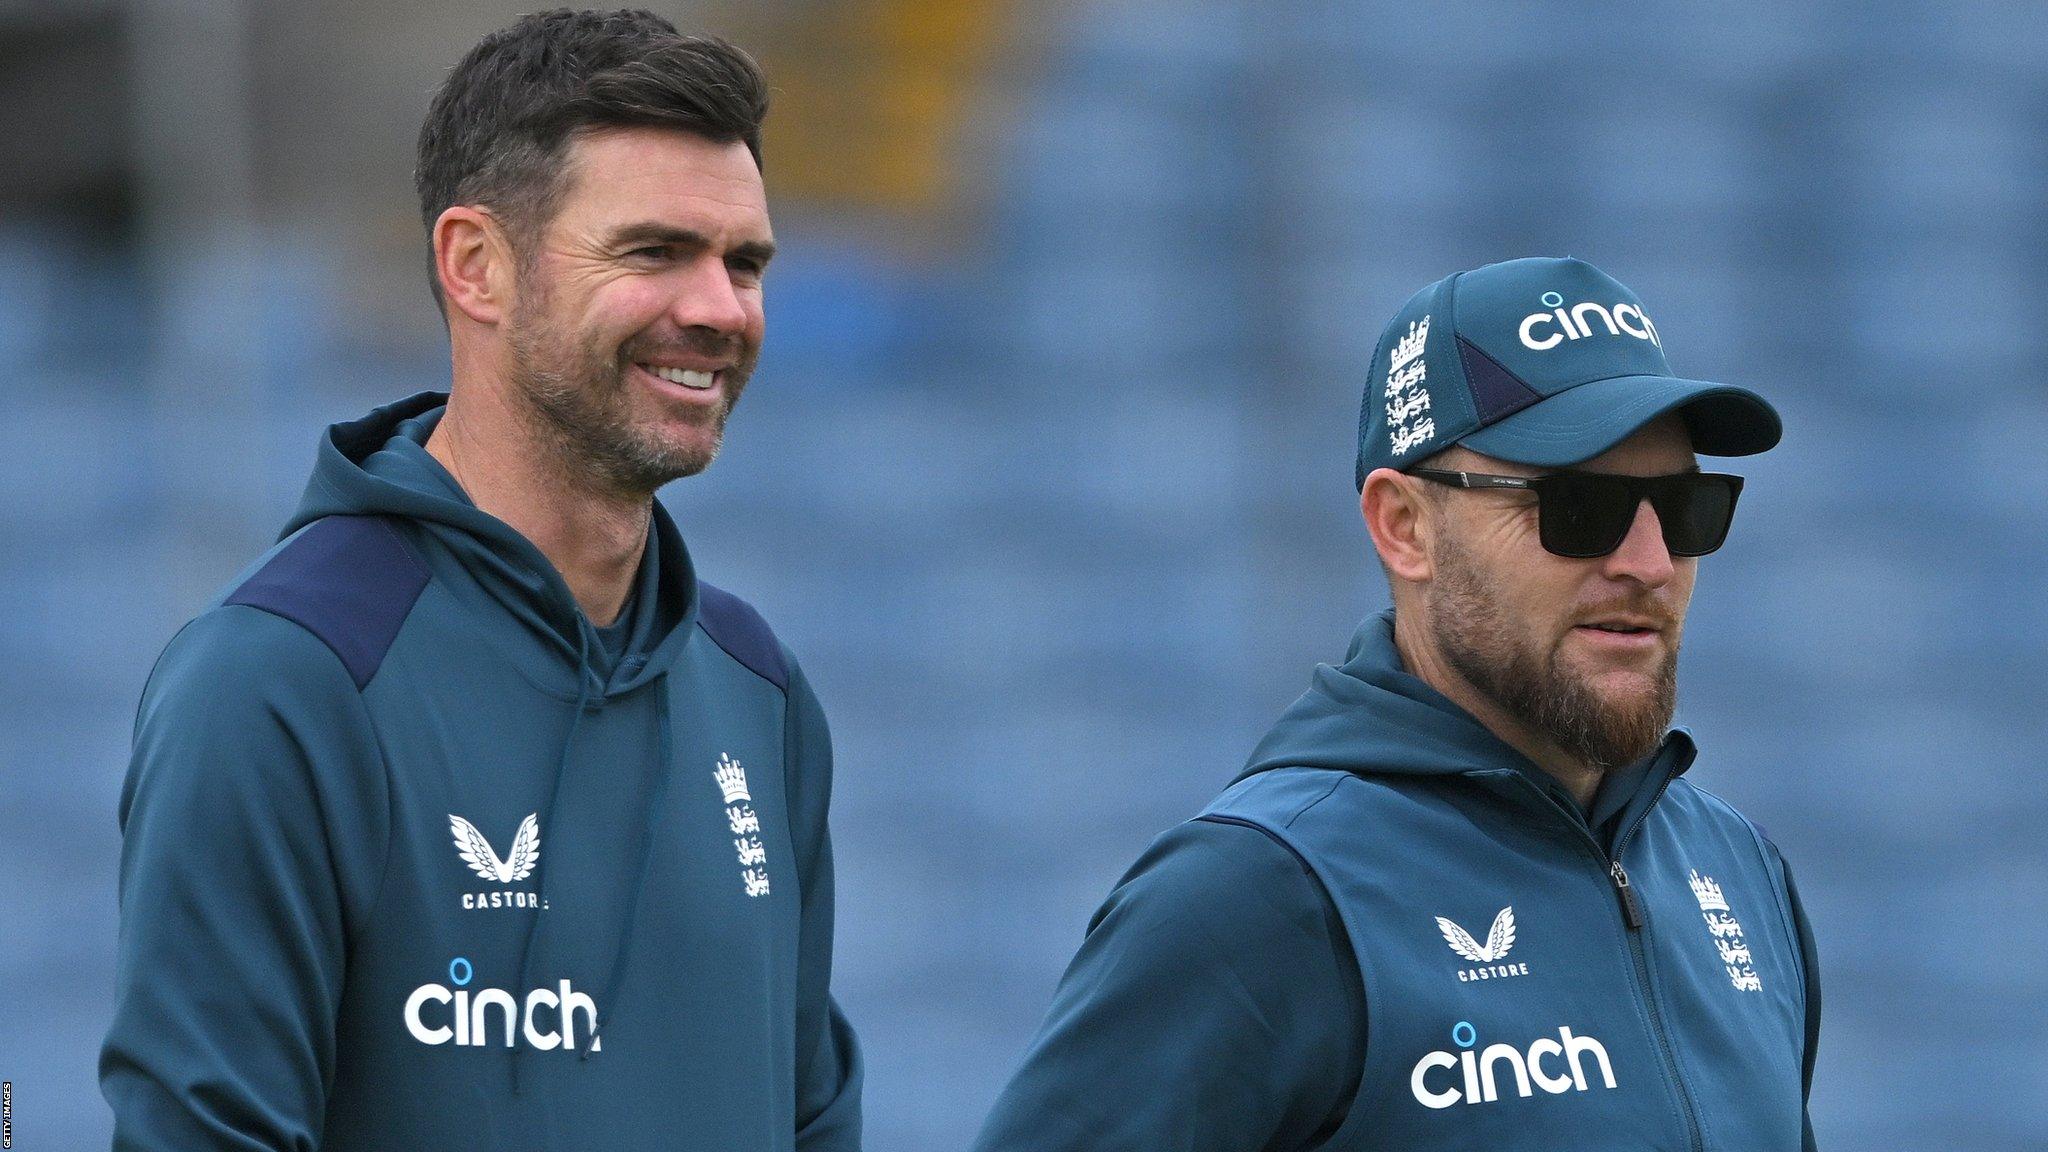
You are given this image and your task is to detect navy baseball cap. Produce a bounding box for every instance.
[1355,257,1781,488]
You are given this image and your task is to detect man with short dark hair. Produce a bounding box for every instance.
[974,257,1819,1151]
[100,11,861,1150]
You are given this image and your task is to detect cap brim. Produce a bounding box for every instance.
[1457,374,1781,468]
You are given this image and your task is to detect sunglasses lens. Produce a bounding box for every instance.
[1537,474,1638,558]
[1532,473,1742,558]
[1652,475,1740,556]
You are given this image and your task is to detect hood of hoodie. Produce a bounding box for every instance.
[285,390,697,699]
[1238,609,1694,832]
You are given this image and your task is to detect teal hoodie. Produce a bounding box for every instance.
[975,610,1818,1152]
[101,392,861,1151]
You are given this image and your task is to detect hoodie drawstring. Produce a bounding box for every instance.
[508,645,678,1087]
[583,673,674,1060]
[511,626,593,1096]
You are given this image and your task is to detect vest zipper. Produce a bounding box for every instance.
[1504,772,1705,1152]
[1610,860,1644,929]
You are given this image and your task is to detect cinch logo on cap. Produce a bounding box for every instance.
[1518,290,1662,351]
[1353,256,1780,485]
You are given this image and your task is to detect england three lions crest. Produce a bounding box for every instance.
[714,754,771,898]
[1690,871,1761,992]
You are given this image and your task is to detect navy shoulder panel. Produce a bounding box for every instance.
[695,581,789,691]
[225,515,431,691]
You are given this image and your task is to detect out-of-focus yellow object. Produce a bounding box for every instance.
[725,0,1013,216]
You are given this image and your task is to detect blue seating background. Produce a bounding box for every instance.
[5,3,2045,1148]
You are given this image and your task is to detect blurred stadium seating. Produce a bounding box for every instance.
[4,1,2045,1148]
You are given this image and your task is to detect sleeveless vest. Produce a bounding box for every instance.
[1202,760,1808,1151]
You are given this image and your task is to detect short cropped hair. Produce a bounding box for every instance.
[414,8,769,309]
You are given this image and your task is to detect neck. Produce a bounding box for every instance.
[1391,609,1604,810]
[426,381,649,628]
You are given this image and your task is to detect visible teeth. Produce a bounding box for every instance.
[643,364,716,390]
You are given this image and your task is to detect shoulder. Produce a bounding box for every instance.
[979,816,1363,1151]
[147,603,364,716]
[1102,815,1337,940]
[215,514,431,692]
[1203,764,1402,838]
[694,579,790,693]
[1659,775,1804,936]
[129,590,387,825]
[1079,818,1364,1106]
[1666,776,1785,860]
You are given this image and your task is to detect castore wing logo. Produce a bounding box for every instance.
[449,813,547,910]
[1437,907,1515,962]
[450,813,539,883]
[1436,906,1529,982]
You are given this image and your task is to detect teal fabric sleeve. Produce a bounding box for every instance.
[786,657,864,1151]
[971,817,1363,1152]
[1782,856,1822,1152]
[100,606,392,1151]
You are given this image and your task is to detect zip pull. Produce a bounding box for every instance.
[1610,861,1645,930]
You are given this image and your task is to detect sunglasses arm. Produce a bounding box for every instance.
[1408,469,1537,492]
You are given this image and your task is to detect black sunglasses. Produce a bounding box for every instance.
[1409,469,1745,558]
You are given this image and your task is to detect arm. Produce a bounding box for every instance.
[1781,856,1822,1152]
[785,657,863,1151]
[972,818,1363,1152]
[99,607,389,1152]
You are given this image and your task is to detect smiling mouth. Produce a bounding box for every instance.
[635,362,717,391]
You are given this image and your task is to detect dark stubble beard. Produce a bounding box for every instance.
[503,272,752,497]
[1428,531,1679,773]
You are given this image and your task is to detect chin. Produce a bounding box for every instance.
[1595,688,1664,725]
[1587,669,1667,709]
[651,433,726,481]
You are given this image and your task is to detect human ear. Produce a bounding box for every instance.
[1361,467,1434,584]
[433,206,516,326]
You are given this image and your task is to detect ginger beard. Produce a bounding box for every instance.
[503,264,755,496]
[1428,529,1680,773]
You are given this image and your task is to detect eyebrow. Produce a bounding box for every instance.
[605,223,777,266]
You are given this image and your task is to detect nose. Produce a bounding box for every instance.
[1601,497,1677,587]
[668,254,752,338]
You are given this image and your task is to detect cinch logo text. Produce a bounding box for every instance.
[1518,291,1660,351]
[1409,1022,1616,1109]
[404,957,601,1052]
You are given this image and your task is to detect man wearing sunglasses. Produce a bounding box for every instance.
[975,257,1819,1151]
